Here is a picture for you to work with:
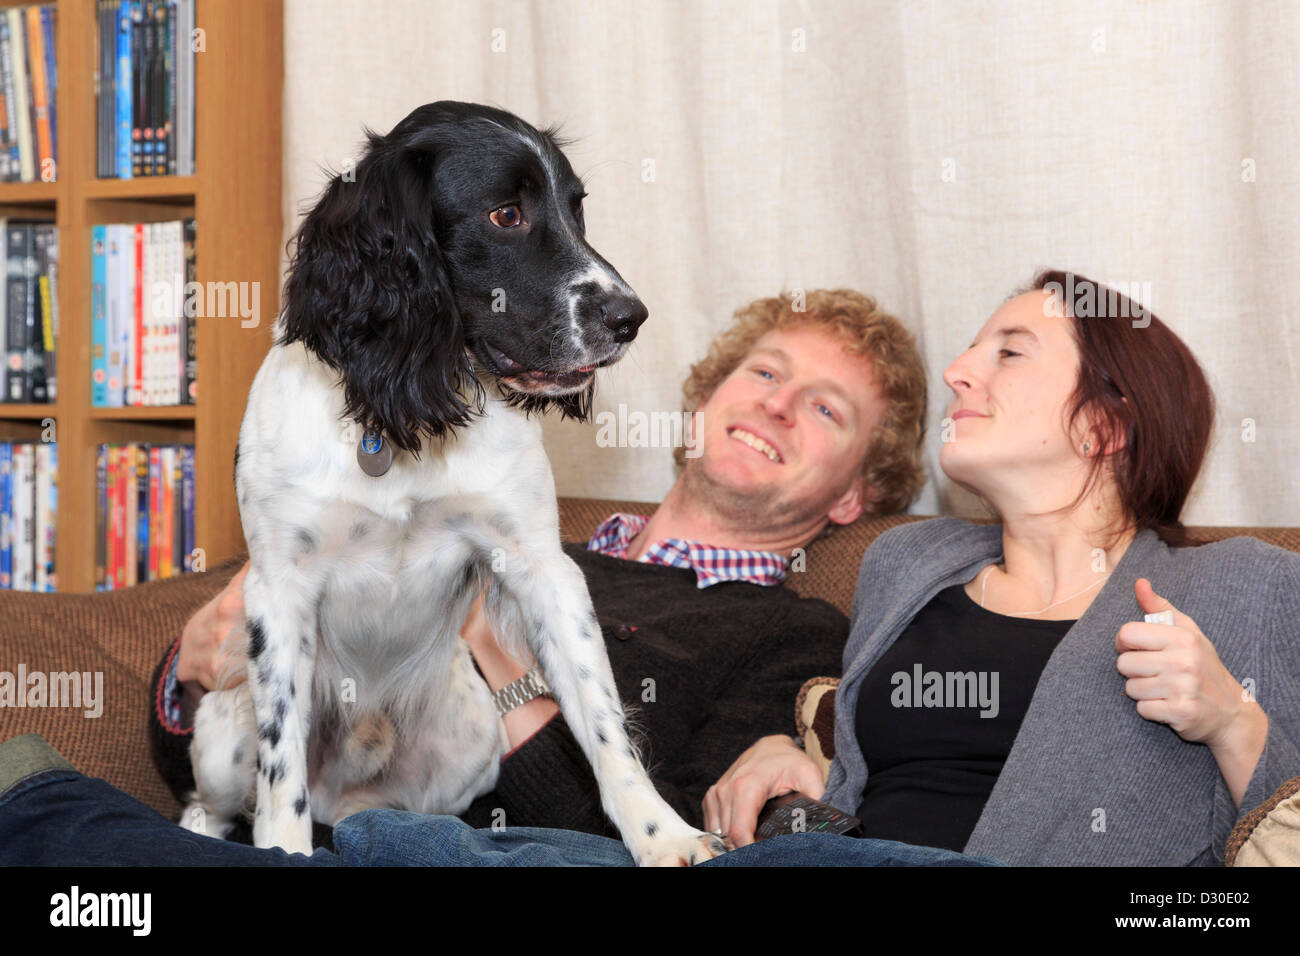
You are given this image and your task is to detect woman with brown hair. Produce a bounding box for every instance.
[708,270,1300,866]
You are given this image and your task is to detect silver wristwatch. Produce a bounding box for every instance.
[492,666,553,716]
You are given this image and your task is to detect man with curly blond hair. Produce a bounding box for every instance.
[12,288,929,866]
[672,288,927,528]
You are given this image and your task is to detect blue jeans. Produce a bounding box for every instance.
[0,735,1005,867]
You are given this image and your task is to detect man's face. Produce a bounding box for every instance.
[685,324,887,531]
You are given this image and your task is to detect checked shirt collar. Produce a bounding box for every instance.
[587,512,788,589]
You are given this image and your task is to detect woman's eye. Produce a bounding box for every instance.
[490,205,524,228]
[999,349,1021,359]
[754,368,775,380]
[816,404,834,419]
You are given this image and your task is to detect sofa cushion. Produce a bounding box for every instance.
[0,552,248,819]
[1226,777,1300,866]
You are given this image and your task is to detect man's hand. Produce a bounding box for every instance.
[702,735,825,849]
[1116,578,1268,808]
[178,561,251,695]
[460,587,560,748]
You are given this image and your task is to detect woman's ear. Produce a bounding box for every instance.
[278,129,476,458]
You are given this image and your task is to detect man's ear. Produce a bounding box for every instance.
[827,477,867,526]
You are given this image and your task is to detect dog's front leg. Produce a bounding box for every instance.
[497,549,727,866]
[242,560,319,855]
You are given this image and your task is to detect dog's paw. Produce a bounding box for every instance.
[635,829,729,867]
[178,802,235,840]
[254,813,315,856]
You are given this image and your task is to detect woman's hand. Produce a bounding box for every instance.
[178,561,251,694]
[702,735,826,848]
[1116,578,1268,807]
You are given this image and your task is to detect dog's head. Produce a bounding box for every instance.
[279,101,647,456]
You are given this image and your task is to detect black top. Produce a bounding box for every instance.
[853,584,1074,852]
[150,542,847,845]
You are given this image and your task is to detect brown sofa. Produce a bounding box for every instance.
[2,498,1297,863]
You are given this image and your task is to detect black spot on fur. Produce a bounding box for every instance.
[487,512,514,539]
[294,789,309,817]
[296,526,317,555]
[233,746,244,765]
[645,822,659,838]
[258,722,282,748]
[267,760,285,786]
[289,680,296,699]
[349,520,370,539]
[274,697,288,725]
[247,617,266,660]
[577,665,592,681]
[596,728,608,745]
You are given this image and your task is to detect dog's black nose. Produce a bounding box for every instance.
[600,295,649,343]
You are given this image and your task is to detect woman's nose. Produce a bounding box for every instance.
[942,356,971,393]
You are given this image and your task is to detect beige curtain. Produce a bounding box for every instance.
[283,0,1300,525]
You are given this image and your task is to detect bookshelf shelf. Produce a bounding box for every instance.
[88,405,196,421]
[0,403,56,420]
[0,181,57,203]
[83,175,198,200]
[0,0,283,592]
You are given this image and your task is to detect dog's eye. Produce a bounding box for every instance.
[490,205,525,228]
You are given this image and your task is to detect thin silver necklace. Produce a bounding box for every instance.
[977,563,1110,618]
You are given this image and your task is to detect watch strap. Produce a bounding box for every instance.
[492,666,552,716]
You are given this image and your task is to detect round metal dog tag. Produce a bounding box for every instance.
[357,428,393,477]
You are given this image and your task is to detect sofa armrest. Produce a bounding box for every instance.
[795,676,839,783]
[1226,776,1300,866]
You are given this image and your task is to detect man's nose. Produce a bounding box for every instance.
[760,384,799,424]
[600,293,649,343]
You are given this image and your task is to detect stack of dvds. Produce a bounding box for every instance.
[91,219,195,407]
[95,442,194,590]
[0,440,57,592]
[0,5,57,184]
[0,219,58,404]
[95,0,196,179]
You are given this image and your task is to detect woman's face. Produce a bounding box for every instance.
[939,291,1090,504]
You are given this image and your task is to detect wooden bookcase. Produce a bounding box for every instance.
[0,0,283,592]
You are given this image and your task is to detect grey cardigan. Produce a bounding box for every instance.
[823,518,1300,866]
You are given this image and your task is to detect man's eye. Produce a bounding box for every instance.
[490,205,525,228]
[999,349,1021,358]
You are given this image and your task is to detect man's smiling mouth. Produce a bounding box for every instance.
[726,427,784,463]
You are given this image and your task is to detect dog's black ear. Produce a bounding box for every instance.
[279,120,478,459]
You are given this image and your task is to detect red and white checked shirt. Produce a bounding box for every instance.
[586,512,789,589]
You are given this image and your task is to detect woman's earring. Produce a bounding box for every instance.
[1083,440,1091,456]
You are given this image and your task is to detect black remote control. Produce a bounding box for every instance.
[754,792,861,841]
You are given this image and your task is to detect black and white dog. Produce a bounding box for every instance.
[181,102,725,866]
